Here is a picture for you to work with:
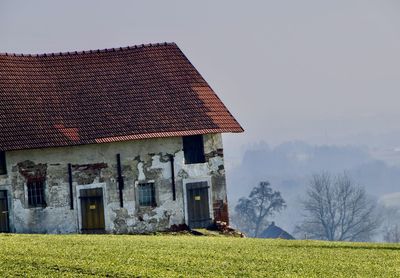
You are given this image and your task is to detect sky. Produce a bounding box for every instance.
[2,0,400,156]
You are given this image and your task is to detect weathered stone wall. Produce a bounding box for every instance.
[0,134,228,234]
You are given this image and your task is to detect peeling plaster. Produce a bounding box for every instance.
[149,155,172,180]
[0,134,230,234]
[137,162,146,181]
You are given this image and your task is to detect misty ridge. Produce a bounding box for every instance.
[227,141,400,240]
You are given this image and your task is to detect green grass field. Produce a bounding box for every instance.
[0,234,399,277]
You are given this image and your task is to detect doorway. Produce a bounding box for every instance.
[0,190,10,233]
[186,181,211,228]
[79,187,105,233]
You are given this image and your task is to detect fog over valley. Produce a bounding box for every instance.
[225,140,400,238]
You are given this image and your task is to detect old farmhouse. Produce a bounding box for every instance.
[0,43,243,234]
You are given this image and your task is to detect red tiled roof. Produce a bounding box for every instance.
[0,43,243,151]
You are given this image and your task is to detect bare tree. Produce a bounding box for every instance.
[383,225,400,243]
[381,207,400,243]
[295,173,381,241]
[233,181,286,237]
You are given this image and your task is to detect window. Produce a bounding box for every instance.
[0,152,6,175]
[183,135,205,164]
[138,182,156,207]
[27,178,46,207]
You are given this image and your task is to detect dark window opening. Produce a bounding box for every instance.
[138,182,156,207]
[183,135,205,164]
[0,152,6,175]
[27,178,46,207]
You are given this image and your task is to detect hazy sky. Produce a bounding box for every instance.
[2,0,400,152]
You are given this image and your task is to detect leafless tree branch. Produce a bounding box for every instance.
[295,172,381,241]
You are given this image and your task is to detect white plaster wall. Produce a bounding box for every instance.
[0,134,227,234]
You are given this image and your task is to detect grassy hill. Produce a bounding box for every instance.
[0,234,399,277]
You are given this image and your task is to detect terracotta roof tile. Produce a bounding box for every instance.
[0,42,243,151]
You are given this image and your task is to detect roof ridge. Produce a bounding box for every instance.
[0,42,176,58]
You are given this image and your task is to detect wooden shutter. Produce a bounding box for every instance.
[183,135,205,164]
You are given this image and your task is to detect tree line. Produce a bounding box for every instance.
[232,172,399,242]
